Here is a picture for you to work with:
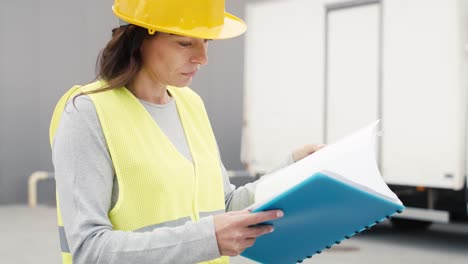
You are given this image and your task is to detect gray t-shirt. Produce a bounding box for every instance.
[52,94,293,264]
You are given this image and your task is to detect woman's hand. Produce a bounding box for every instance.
[213,209,283,256]
[292,144,326,162]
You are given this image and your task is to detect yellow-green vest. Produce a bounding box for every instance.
[49,80,228,264]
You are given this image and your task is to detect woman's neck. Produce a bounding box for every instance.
[128,69,171,104]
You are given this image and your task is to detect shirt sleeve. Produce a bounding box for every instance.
[222,154,295,212]
[52,95,221,264]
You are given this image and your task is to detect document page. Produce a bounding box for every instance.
[253,120,402,209]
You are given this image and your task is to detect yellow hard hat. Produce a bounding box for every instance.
[112,0,247,39]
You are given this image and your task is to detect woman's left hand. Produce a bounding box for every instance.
[292,144,326,162]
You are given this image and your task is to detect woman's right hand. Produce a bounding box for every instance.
[213,209,283,256]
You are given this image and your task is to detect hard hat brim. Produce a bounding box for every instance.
[113,6,247,40]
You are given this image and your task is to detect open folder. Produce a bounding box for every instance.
[240,121,405,264]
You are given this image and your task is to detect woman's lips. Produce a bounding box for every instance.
[182,71,197,77]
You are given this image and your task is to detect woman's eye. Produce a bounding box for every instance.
[179,42,192,47]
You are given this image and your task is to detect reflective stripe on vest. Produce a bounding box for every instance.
[50,81,227,264]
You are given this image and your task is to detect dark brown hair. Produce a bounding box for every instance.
[75,25,155,101]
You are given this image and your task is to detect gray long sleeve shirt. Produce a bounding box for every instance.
[52,94,294,264]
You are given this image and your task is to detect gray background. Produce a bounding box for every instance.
[0,0,246,205]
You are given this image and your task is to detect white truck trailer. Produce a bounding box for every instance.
[241,0,468,228]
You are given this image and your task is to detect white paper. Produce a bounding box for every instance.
[252,120,402,210]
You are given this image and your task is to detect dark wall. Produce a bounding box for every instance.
[0,1,246,204]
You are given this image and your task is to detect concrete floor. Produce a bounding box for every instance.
[1,205,467,264]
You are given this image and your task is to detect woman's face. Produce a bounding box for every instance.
[140,32,209,88]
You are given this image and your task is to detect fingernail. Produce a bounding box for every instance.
[277,211,284,217]
[270,227,275,233]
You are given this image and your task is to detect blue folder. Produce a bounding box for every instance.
[241,172,405,264]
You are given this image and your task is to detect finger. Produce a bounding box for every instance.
[243,210,284,226]
[243,237,256,249]
[316,144,326,149]
[245,224,275,238]
[305,144,323,153]
[233,238,256,256]
[228,210,250,216]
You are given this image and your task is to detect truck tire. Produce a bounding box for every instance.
[390,218,432,230]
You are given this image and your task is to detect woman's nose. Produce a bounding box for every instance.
[191,43,208,66]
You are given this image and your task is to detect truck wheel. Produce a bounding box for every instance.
[390,218,432,230]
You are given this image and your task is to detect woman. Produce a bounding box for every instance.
[50,0,323,263]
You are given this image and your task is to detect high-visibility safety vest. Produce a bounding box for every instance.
[49,80,228,264]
